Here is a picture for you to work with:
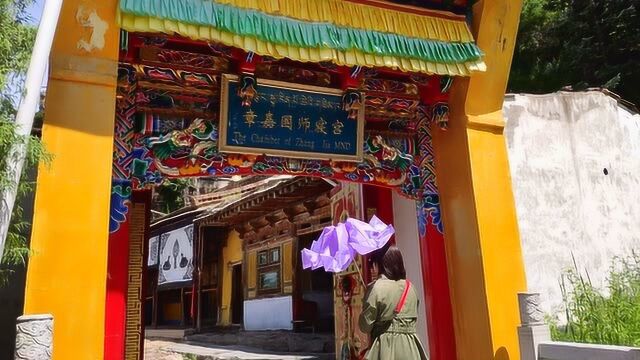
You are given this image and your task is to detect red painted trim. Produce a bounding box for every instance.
[419,220,457,360]
[362,185,395,283]
[418,78,450,104]
[338,67,362,90]
[104,212,130,360]
[377,189,394,230]
[362,185,394,224]
[238,53,262,74]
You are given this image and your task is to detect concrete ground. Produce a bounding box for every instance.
[187,331,334,354]
[144,339,334,360]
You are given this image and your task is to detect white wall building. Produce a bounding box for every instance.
[503,91,640,315]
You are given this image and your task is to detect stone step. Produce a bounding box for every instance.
[187,330,335,354]
[145,339,335,360]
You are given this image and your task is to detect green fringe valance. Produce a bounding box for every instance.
[119,0,483,64]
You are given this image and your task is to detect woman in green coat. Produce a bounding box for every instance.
[359,246,429,360]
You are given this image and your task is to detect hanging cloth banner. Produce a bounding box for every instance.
[158,224,194,288]
[117,0,486,76]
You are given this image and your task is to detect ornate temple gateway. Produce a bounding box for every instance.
[23,0,527,359]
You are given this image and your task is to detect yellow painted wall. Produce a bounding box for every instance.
[23,0,119,358]
[434,1,527,360]
[282,241,293,294]
[247,250,257,299]
[219,230,243,325]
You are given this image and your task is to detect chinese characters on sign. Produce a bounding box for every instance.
[220,75,364,161]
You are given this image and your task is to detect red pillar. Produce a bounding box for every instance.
[104,182,132,360]
[104,187,151,360]
[364,185,456,359]
[417,195,457,360]
[412,77,457,360]
[362,185,395,243]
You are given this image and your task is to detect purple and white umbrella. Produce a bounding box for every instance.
[301,215,394,273]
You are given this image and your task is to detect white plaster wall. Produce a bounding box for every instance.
[243,296,293,330]
[392,192,429,352]
[504,91,640,315]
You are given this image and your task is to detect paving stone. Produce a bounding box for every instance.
[186,331,334,354]
[144,339,334,360]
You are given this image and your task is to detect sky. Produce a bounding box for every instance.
[7,0,46,106]
[26,0,44,25]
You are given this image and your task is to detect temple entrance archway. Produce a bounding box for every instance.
[108,31,454,360]
[22,1,528,359]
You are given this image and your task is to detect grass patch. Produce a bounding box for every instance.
[548,253,640,346]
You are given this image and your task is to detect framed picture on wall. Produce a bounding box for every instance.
[269,248,280,264]
[259,268,280,290]
[258,250,268,266]
[257,245,282,295]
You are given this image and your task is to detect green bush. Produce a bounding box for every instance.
[548,253,640,346]
[0,120,51,286]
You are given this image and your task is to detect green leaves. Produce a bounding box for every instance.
[0,0,49,287]
[509,0,640,105]
[155,179,192,214]
[0,120,50,287]
[0,0,36,91]
[0,121,51,192]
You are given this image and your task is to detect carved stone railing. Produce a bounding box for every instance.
[14,314,53,360]
[538,342,640,360]
[519,292,544,325]
[517,293,550,360]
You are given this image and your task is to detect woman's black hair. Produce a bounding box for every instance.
[369,245,406,281]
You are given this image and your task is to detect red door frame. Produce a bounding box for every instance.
[104,188,151,360]
[363,185,456,360]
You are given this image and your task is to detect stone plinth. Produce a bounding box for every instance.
[519,292,544,325]
[518,293,550,360]
[14,314,53,360]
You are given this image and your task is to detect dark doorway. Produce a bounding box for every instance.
[231,264,243,325]
[297,233,335,333]
[199,230,221,328]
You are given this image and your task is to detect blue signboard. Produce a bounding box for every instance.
[219,75,364,161]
